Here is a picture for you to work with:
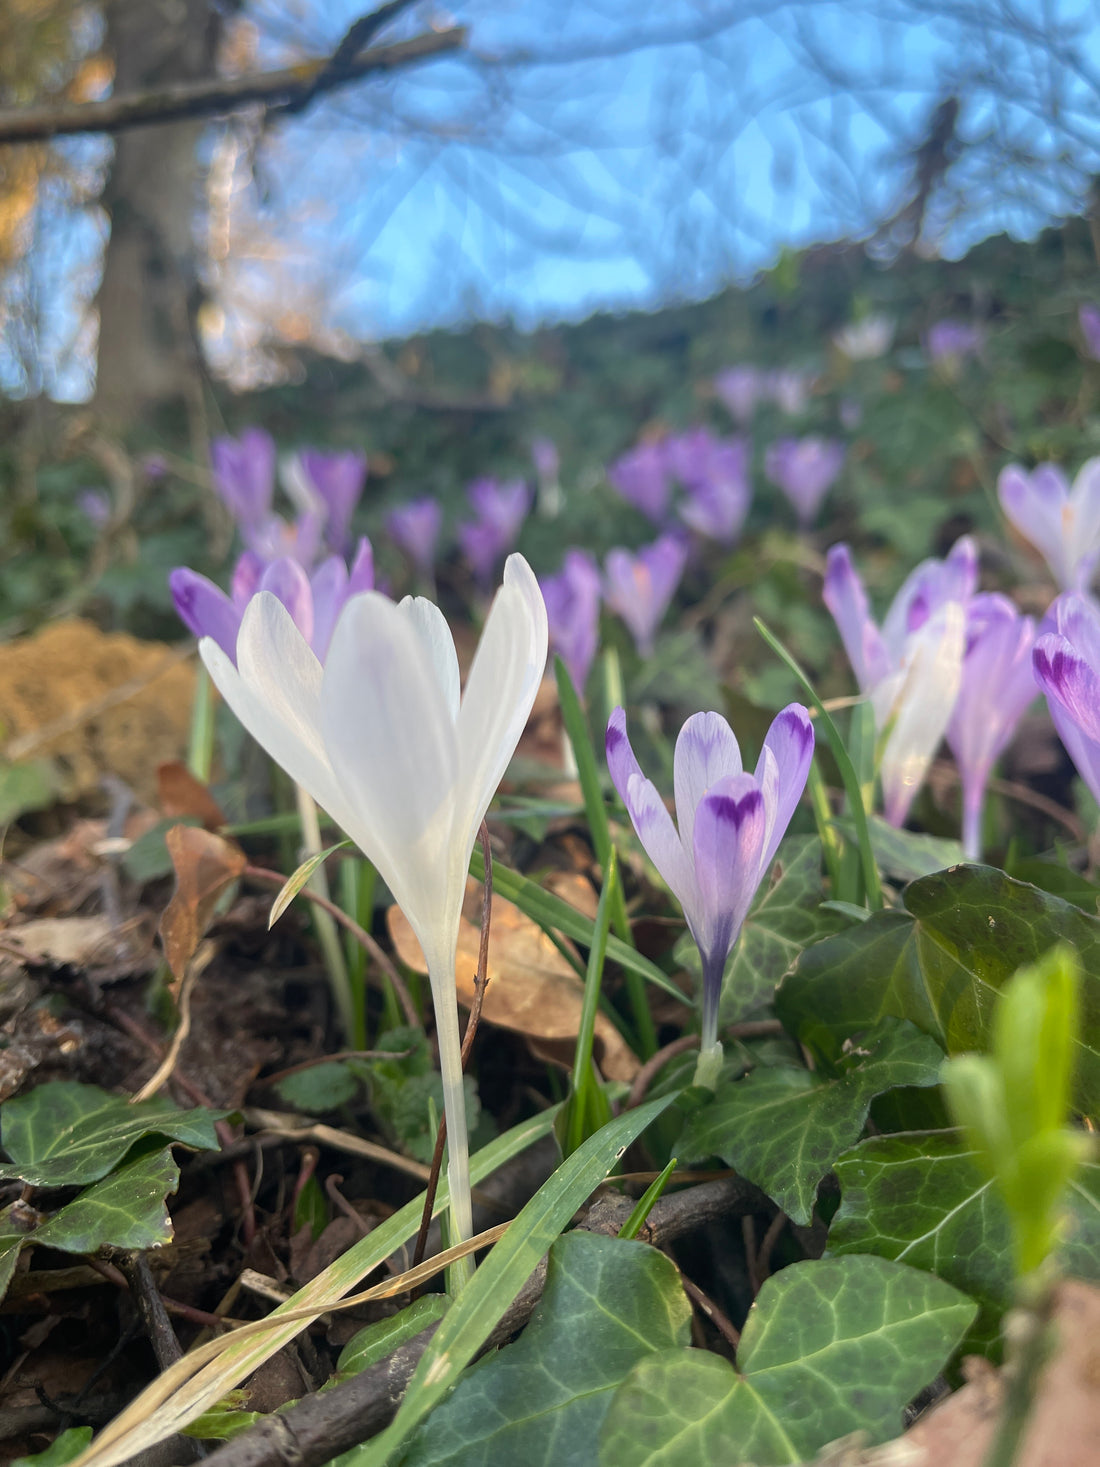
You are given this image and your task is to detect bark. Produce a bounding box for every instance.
[92,0,219,421]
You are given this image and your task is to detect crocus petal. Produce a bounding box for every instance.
[1033,633,1100,746]
[309,557,349,661]
[454,554,548,855]
[823,545,890,691]
[202,594,348,827]
[999,464,1074,589]
[756,704,815,871]
[347,537,375,595]
[400,596,461,723]
[1048,695,1100,807]
[607,708,695,912]
[231,551,264,608]
[1069,458,1100,582]
[692,774,767,964]
[319,592,459,938]
[881,601,966,826]
[673,711,743,856]
[170,568,242,661]
[259,558,314,646]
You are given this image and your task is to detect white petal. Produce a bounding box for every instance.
[203,594,350,829]
[454,555,548,855]
[881,601,965,826]
[320,591,459,939]
[398,595,461,722]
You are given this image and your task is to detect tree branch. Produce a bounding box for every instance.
[0,26,466,146]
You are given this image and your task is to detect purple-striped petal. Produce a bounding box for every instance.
[673,712,743,856]
[607,707,694,911]
[823,544,890,692]
[692,774,767,969]
[170,568,242,662]
[1034,632,1100,746]
[755,703,815,872]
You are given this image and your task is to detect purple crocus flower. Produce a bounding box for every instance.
[607,442,672,522]
[171,538,374,665]
[824,537,976,826]
[1079,305,1100,362]
[458,478,530,586]
[926,319,984,365]
[998,459,1100,591]
[210,429,276,539]
[603,535,688,657]
[765,437,845,526]
[388,497,443,578]
[607,703,814,1080]
[672,435,751,544]
[531,436,559,483]
[1033,592,1100,807]
[946,595,1037,859]
[296,449,368,555]
[78,488,112,528]
[540,550,602,694]
[713,366,762,425]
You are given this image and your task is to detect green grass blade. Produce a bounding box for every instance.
[753,617,883,910]
[562,850,617,1155]
[468,847,683,1001]
[619,1158,678,1239]
[348,1095,675,1467]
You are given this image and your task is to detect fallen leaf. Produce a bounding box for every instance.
[387,884,640,1082]
[2,915,117,967]
[160,826,247,988]
[157,761,227,830]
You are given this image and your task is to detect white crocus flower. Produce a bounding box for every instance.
[200,554,548,1266]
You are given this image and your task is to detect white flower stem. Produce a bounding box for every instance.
[429,946,474,1292]
[294,783,358,1045]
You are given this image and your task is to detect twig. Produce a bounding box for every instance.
[680,1273,741,1350]
[244,864,420,1030]
[411,823,493,1270]
[131,941,213,1103]
[625,1034,698,1109]
[120,1253,184,1370]
[754,1210,788,1288]
[200,1176,766,1467]
[243,1109,433,1186]
[262,1050,407,1088]
[324,1175,373,1239]
[0,27,466,144]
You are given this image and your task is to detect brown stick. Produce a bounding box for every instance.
[0,27,466,145]
[411,823,494,1270]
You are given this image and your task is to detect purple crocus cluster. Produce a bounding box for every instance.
[926,319,984,367]
[713,366,814,424]
[608,429,750,545]
[172,429,372,664]
[824,537,1038,855]
[458,477,531,587]
[764,437,845,526]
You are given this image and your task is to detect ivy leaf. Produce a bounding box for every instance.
[830,1132,1100,1352]
[678,1019,943,1224]
[778,864,1100,1115]
[11,1427,94,1467]
[31,1147,179,1254]
[598,1256,977,1466]
[0,1081,223,1187]
[401,1231,691,1467]
[863,816,964,883]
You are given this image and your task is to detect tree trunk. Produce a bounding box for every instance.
[93,0,219,421]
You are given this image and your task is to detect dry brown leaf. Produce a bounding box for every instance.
[157,760,227,830]
[2,915,117,966]
[387,886,640,1082]
[159,825,246,988]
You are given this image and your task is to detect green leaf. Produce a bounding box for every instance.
[0,1081,224,1187]
[863,816,965,883]
[679,1019,944,1224]
[777,864,1100,1116]
[401,1231,691,1466]
[11,1427,94,1467]
[268,841,353,927]
[598,1256,977,1465]
[0,758,58,824]
[674,837,838,1021]
[346,1096,675,1467]
[275,1062,360,1113]
[830,1133,1100,1350]
[33,1147,179,1254]
[469,848,682,1002]
[336,1296,451,1380]
[0,1206,27,1302]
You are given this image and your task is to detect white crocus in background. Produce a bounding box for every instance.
[200,554,548,1273]
[997,458,1100,592]
[824,538,975,827]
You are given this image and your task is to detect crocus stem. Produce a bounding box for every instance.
[429,946,474,1293]
[187,664,216,783]
[694,950,724,1089]
[295,783,358,1046]
[961,778,984,862]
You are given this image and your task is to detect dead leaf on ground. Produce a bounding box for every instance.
[160,825,247,989]
[157,761,227,830]
[1,915,119,967]
[387,882,640,1082]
